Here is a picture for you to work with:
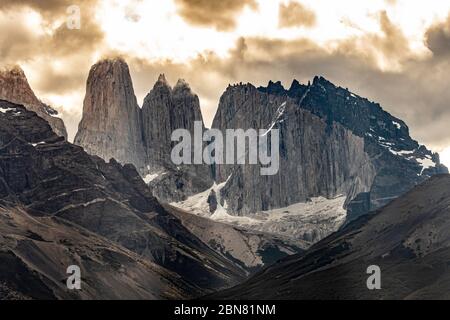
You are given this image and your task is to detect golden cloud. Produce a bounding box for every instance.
[174,0,258,31]
[279,1,316,28]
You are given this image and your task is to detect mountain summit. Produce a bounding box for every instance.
[0,65,67,139]
[74,58,146,171]
[75,59,213,202]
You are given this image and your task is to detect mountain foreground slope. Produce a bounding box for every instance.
[211,174,450,300]
[0,99,248,299]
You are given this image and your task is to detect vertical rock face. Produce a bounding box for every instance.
[141,74,175,169]
[211,77,447,222]
[141,75,213,201]
[141,76,204,168]
[0,66,67,139]
[212,83,376,215]
[74,58,146,171]
[75,60,213,202]
[287,76,447,220]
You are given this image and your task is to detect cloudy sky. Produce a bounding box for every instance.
[1,0,450,163]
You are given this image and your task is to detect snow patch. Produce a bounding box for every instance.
[392,121,401,129]
[261,101,286,136]
[0,107,20,115]
[173,175,232,217]
[173,187,347,244]
[143,171,167,184]
[31,141,46,147]
[417,157,435,174]
[144,173,159,184]
[388,148,414,157]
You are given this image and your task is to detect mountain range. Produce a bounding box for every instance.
[0,57,449,300]
[74,58,447,247]
[0,99,301,299]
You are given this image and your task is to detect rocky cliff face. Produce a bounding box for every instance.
[74,58,146,172]
[212,83,376,216]
[141,75,213,201]
[0,99,246,299]
[0,66,67,139]
[282,76,447,219]
[176,77,448,245]
[74,60,213,202]
[210,77,447,224]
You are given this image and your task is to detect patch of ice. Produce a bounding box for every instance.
[31,141,46,147]
[143,171,167,184]
[392,121,401,129]
[0,107,20,115]
[417,157,435,174]
[174,187,347,244]
[144,173,159,184]
[261,101,286,136]
[388,148,414,157]
[172,175,232,218]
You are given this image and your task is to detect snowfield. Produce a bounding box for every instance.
[173,179,347,246]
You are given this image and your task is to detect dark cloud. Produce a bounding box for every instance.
[425,14,450,56]
[0,0,103,55]
[279,1,316,28]
[0,0,83,19]
[174,0,258,31]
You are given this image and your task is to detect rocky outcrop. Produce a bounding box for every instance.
[0,99,246,298]
[74,60,213,202]
[74,58,146,171]
[141,74,174,170]
[0,66,67,139]
[141,75,213,201]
